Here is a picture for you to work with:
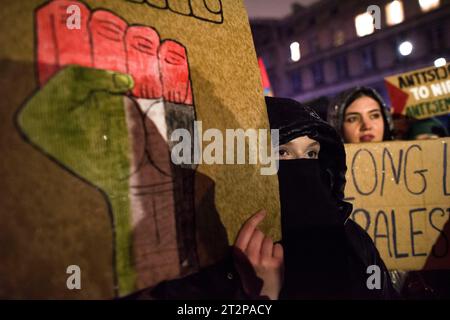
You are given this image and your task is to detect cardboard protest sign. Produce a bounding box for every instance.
[385,63,450,119]
[0,0,280,299]
[344,139,450,270]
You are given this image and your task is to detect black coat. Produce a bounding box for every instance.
[125,219,397,300]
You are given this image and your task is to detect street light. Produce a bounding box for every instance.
[398,41,413,56]
[434,57,447,67]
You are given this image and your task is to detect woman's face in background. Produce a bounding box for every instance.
[342,96,385,143]
[278,136,320,160]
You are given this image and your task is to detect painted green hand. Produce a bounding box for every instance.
[18,65,136,296]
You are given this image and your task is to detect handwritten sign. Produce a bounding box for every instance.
[385,63,450,119]
[345,139,450,270]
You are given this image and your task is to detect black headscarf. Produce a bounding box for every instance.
[265,96,351,223]
[265,96,353,299]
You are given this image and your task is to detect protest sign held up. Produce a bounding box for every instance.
[385,63,450,119]
[345,139,450,270]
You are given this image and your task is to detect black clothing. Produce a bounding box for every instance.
[267,96,397,299]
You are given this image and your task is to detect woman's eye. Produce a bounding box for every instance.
[345,116,358,123]
[279,149,288,157]
[306,150,318,159]
[370,113,381,119]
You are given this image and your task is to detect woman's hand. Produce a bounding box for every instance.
[234,210,284,300]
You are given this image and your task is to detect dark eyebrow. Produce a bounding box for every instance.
[307,141,320,148]
[282,140,319,147]
[346,109,380,117]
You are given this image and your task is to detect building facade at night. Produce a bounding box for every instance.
[250,0,450,115]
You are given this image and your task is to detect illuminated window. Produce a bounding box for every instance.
[419,0,440,12]
[333,30,345,47]
[355,12,374,37]
[290,42,301,62]
[385,1,404,26]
